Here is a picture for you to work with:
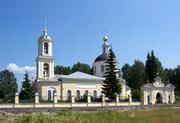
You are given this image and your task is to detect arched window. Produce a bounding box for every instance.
[85,90,88,96]
[43,63,49,78]
[93,90,97,99]
[101,65,104,73]
[67,90,71,98]
[48,90,51,100]
[47,87,56,101]
[44,43,48,54]
[76,90,80,99]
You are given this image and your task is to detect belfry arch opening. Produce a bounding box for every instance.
[43,63,49,78]
[44,42,48,54]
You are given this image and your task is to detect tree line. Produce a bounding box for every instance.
[122,51,180,99]
[55,50,180,99]
[54,62,92,75]
[0,70,35,103]
[0,50,180,102]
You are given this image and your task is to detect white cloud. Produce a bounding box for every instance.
[7,63,36,74]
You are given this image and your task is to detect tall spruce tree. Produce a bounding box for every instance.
[102,49,122,101]
[19,72,34,101]
[150,51,158,82]
[145,53,151,82]
[145,50,158,83]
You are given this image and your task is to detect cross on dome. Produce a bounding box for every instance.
[103,32,108,42]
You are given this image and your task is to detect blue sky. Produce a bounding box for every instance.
[0,0,180,89]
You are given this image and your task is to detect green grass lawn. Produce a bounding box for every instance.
[1,108,180,123]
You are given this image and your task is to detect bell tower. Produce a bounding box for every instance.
[36,19,54,81]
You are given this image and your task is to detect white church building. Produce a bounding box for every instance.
[34,24,131,101]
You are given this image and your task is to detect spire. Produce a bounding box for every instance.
[43,17,47,36]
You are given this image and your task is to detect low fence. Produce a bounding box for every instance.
[0,102,141,109]
[0,92,141,109]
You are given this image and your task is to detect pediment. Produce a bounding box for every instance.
[166,83,175,89]
[141,83,154,89]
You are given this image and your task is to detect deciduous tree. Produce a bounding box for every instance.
[71,62,91,74]
[54,65,71,75]
[0,70,17,102]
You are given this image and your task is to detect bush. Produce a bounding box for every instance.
[39,98,53,103]
[132,90,141,100]
[75,97,86,102]
[75,94,87,102]
[0,98,14,103]
[19,98,34,103]
[91,97,102,102]
[175,90,180,97]
[75,95,102,102]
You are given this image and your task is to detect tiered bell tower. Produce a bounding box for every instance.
[36,20,54,81]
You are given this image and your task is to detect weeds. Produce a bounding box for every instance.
[1,109,180,123]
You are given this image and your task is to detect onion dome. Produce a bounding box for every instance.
[94,53,108,63]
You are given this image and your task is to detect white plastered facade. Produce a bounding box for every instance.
[35,27,106,101]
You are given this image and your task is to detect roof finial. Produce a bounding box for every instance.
[103,32,108,42]
[43,16,47,36]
